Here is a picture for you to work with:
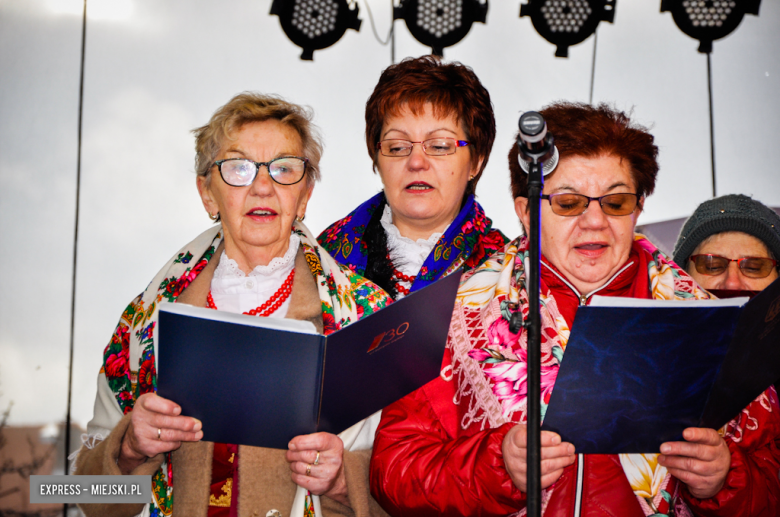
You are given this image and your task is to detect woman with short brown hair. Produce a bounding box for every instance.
[318,56,507,300]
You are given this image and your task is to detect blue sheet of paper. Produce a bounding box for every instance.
[542,305,741,454]
[542,277,780,454]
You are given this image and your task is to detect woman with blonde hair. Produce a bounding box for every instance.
[74,92,391,517]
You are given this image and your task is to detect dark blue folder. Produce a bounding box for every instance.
[541,277,780,454]
[157,270,462,449]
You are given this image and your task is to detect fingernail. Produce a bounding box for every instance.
[288,442,296,451]
[552,435,561,445]
[568,444,575,454]
[660,444,670,454]
[192,419,202,432]
[173,405,181,415]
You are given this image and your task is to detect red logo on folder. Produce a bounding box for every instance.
[367,323,410,354]
[367,332,387,353]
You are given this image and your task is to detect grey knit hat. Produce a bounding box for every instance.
[672,194,780,268]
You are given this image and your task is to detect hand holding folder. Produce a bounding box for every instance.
[657,426,731,499]
[116,392,203,474]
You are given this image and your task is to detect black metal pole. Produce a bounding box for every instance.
[390,2,395,65]
[589,29,598,104]
[706,51,716,198]
[526,161,544,517]
[64,1,88,515]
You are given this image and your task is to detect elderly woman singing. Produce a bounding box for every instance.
[74,93,391,517]
[370,103,780,516]
[318,56,508,298]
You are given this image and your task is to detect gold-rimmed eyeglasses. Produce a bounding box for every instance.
[376,138,469,157]
[689,254,778,279]
[541,192,641,217]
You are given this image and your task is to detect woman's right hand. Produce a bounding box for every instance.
[502,424,576,492]
[118,393,203,474]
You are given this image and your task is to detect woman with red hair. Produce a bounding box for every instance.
[317,56,507,299]
[370,102,780,516]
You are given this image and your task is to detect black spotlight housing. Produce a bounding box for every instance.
[270,0,361,61]
[661,0,761,54]
[394,0,489,57]
[520,0,616,58]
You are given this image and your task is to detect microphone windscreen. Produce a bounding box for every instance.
[518,146,559,177]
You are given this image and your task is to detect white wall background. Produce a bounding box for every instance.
[1,0,779,428]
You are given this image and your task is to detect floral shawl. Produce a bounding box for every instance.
[447,233,711,516]
[95,221,390,517]
[317,192,508,293]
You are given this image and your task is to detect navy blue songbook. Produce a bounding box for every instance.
[157,270,461,449]
[541,277,780,454]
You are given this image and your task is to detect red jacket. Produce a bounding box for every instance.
[370,248,780,516]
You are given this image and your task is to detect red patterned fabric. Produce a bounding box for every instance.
[208,443,238,517]
[682,399,780,516]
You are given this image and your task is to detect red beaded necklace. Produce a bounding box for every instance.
[207,269,295,317]
[388,255,416,297]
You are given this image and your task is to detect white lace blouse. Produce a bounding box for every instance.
[380,204,448,298]
[209,233,300,317]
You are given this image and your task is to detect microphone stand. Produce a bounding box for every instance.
[525,156,543,517]
[515,111,554,517]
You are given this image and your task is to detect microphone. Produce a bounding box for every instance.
[517,111,559,176]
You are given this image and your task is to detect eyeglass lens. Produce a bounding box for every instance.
[691,255,777,279]
[379,138,462,157]
[547,193,638,216]
[219,158,306,186]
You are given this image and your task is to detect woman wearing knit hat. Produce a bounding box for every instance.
[673,194,780,293]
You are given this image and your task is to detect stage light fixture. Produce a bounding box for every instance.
[519,0,616,58]
[661,0,761,53]
[270,0,361,60]
[394,0,488,57]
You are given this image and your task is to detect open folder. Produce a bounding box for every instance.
[541,277,780,454]
[156,270,462,449]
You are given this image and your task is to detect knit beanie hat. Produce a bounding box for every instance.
[672,194,780,268]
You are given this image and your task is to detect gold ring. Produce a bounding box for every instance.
[305,464,312,476]
[313,451,320,466]
[157,428,162,440]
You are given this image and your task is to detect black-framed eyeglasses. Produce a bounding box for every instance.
[213,157,308,186]
[541,192,641,217]
[376,138,469,157]
[689,254,778,279]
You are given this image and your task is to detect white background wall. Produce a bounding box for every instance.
[1,0,779,428]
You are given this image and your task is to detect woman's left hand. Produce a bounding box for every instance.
[286,432,350,507]
[658,427,731,499]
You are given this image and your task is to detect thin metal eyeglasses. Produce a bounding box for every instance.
[213,157,308,186]
[689,254,778,279]
[541,192,641,217]
[376,138,470,157]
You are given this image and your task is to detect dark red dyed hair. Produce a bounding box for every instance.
[508,102,659,201]
[365,56,496,198]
